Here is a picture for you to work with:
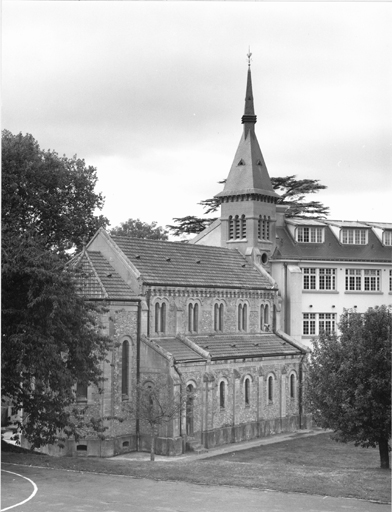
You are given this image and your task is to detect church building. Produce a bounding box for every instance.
[42,57,390,458]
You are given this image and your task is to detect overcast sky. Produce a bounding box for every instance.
[3,2,392,236]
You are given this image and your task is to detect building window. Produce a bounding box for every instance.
[76,381,88,403]
[188,303,199,333]
[297,227,324,243]
[238,303,248,331]
[390,270,392,292]
[260,304,270,331]
[228,215,246,240]
[154,302,167,333]
[303,313,336,336]
[214,303,224,332]
[384,231,392,246]
[122,340,129,398]
[290,373,296,399]
[267,376,273,403]
[303,268,336,290]
[341,228,367,245]
[345,269,380,291]
[244,378,250,406]
[219,381,225,408]
[258,215,270,240]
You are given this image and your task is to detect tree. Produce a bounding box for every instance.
[306,306,391,469]
[1,235,110,448]
[167,175,329,237]
[110,218,169,240]
[2,130,108,254]
[271,175,329,218]
[123,376,194,461]
[2,130,111,448]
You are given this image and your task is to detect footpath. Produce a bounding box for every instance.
[110,428,327,462]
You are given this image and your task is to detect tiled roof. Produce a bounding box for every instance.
[273,225,392,262]
[111,236,272,289]
[87,251,135,299]
[75,251,135,299]
[151,337,204,362]
[188,333,302,359]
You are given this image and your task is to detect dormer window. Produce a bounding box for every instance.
[297,226,324,243]
[383,231,392,246]
[341,228,367,245]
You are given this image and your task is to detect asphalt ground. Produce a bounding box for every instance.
[2,463,390,512]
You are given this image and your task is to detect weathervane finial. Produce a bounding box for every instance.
[247,47,252,67]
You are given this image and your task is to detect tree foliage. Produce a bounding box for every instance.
[110,218,169,240]
[123,376,194,461]
[306,306,391,469]
[1,235,110,448]
[167,175,329,237]
[2,130,108,254]
[1,130,111,448]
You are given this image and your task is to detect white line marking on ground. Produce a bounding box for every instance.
[1,469,38,511]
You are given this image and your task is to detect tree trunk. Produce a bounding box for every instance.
[150,433,155,462]
[378,437,390,469]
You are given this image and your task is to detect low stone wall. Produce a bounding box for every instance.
[201,415,305,450]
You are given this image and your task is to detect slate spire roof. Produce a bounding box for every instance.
[216,59,278,200]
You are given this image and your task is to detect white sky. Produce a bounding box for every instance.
[3,2,392,235]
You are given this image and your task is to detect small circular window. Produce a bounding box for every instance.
[261,253,268,264]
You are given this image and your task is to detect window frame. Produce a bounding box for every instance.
[154,300,168,334]
[121,339,130,399]
[341,228,367,245]
[296,226,324,244]
[345,269,381,292]
[303,268,337,291]
[303,312,336,336]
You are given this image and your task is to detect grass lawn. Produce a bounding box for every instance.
[2,433,390,503]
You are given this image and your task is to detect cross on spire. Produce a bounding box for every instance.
[247,47,252,68]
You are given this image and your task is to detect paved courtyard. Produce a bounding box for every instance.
[2,463,390,512]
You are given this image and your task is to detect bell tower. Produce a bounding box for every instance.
[216,52,279,268]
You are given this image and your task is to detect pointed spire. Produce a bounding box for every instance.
[215,53,278,200]
[242,48,257,125]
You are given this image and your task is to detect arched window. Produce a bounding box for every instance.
[290,373,296,399]
[214,303,224,332]
[76,381,88,403]
[228,216,234,240]
[186,383,194,435]
[188,303,199,333]
[241,214,246,238]
[258,215,262,239]
[264,305,270,330]
[214,304,219,331]
[235,215,240,239]
[122,340,129,397]
[238,303,248,332]
[268,375,274,403]
[260,304,265,330]
[266,216,270,240]
[155,302,160,333]
[219,381,225,408]
[155,302,167,334]
[219,303,224,331]
[244,378,250,405]
[160,303,166,333]
[242,304,248,331]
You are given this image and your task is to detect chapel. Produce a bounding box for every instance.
[46,58,312,458]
